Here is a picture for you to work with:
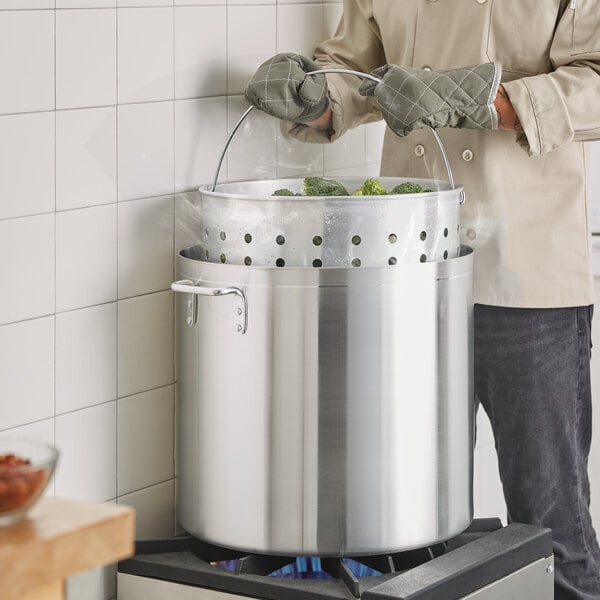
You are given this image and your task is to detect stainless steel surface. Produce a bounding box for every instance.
[117,556,555,600]
[462,557,555,600]
[118,574,240,600]
[171,279,247,333]
[176,246,474,555]
[194,176,463,267]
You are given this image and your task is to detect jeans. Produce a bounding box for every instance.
[475,305,600,599]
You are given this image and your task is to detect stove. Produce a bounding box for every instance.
[117,519,554,599]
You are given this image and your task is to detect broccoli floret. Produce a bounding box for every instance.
[303,177,349,197]
[353,178,389,196]
[272,188,301,196]
[389,182,426,195]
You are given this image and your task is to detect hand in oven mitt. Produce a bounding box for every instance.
[244,53,329,124]
[358,63,502,137]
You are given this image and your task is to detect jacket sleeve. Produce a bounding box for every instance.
[286,0,385,144]
[502,0,600,156]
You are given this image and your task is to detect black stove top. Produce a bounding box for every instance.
[118,519,552,600]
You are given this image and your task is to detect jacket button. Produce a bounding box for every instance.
[462,149,474,162]
[423,66,432,71]
[477,0,487,3]
[466,229,477,241]
[415,144,425,157]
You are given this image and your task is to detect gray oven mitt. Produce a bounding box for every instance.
[244,53,328,124]
[358,63,502,137]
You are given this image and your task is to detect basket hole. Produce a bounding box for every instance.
[220,231,226,241]
[388,233,397,244]
[244,256,252,266]
[313,235,323,246]
[420,231,427,241]
[444,227,449,238]
[205,228,209,238]
[388,257,397,266]
[276,235,285,245]
[420,254,427,263]
[351,235,362,246]
[244,233,252,244]
[352,258,362,267]
[220,253,226,263]
[443,250,448,260]
[313,259,323,268]
[276,258,285,267]
[205,250,209,260]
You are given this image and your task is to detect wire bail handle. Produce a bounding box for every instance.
[211,68,464,204]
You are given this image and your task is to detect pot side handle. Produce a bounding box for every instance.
[171,279,248,334]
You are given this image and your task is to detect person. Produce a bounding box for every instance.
[244,1,600,598]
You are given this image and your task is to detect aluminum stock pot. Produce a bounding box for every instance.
[173,68,474,556]
[174,245,474,556]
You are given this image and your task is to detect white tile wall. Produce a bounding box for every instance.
[56,107,117,210]
[56,204,117,311]
[118,101,174,201]
[174,97,227,191]
[0,214,55,324]
[55,401,117,502]
[0,112,55,219]
[227,5,276,95]
[56,9,117,109]
[589,143,600,233]
[175,6,227,99]
[0,317,54,430]
[118,195,174,298]
[0,10,54,114]
[117,291,174,397]
[118,479,175,540]
[117,8,173,104]
[0,3,448,600]
[227,96,277,181]
[55,303,117,414]
[117,385,174,495]
[473,407,506,522]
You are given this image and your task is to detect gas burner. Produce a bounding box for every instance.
[208,541,447,597]
[118,519,555,600]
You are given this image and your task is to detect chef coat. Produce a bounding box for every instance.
[288,0,600,308]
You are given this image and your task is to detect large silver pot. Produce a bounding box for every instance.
[174,246,474,556]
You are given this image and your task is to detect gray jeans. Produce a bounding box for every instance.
[475,304,600,599]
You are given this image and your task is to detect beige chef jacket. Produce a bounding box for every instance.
[288,0,600,308]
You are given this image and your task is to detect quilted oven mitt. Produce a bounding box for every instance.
[358,63,502,137]
[245,53,329,124]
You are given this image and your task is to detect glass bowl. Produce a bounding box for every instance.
[0,438,58,526]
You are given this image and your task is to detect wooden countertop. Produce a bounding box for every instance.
[0,497,135,600]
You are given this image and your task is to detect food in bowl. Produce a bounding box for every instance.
[0,440,57,526]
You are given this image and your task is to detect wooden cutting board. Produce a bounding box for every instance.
[0,497,135,600]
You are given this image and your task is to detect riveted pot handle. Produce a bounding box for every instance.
[171,279,248,334]
[211,68,462,202]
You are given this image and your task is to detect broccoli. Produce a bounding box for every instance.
[389,182,427,195]
[303,176,349,197]
[272,188,300,196]
[353,178,389,196]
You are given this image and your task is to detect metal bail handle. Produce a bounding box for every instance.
[211,68,464,203]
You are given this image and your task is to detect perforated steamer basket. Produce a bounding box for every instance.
[194,69,465,269]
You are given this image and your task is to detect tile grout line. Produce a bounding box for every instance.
[53,0,58,496]
[171,0,177,535]
[115,3,120,505]
[0,91,247,119]
[0,383,176,435]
